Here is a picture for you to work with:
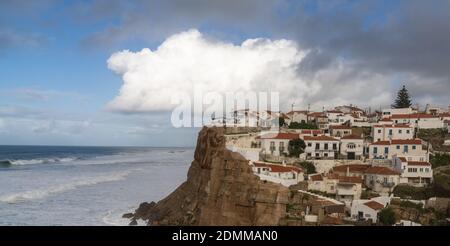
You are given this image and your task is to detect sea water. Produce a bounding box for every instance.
[0,145,193,225]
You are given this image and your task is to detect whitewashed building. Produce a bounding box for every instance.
[372,124,414,142]
[303,135,340,159]
[381,107,416,119]
[339,135,364,160]
[286,110,308,124]
[351,200,386,223]
[369,139,427,160]
[392,156,433,187]
[257,132,300,157]
[330,125,352,137]
[364,166,400,194]
[251,162,304,187]
[391,113,443,129]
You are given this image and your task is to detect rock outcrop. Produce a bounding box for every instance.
[129,127,289,226]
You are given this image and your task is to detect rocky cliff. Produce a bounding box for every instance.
[128,127,289,226]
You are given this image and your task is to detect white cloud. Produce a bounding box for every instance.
[106,29,319,112]
[107,29,397,113]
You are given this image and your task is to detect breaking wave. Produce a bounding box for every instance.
[0,157,79,166]
[0,170,133,203]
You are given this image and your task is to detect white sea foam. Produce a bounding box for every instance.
[102,206,144,226]
[9,157,78,165]
[0,170,133,203]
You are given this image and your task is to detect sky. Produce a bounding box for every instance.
[0,0,449,146]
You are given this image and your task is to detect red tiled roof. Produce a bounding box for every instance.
[300,130,323,134]
[330,125,352,129]
[310,174,323,181]
[364,201,385,210]
[391,139,421,145]
[407,161,431,166]
[373,124,412,128]
[308,112,326,117]
[391,113,436,119]
[326,110,343,114]
[338,176,363,183]
[287,110,308,115]
[341,134,363,140]
[303,135,339,141]
[440,113,450,117]
[365,166,400,175]
[371,140,390,145]
[398,157,407,162]
[332,164,371,173]
[256,133,299,140]
[253,162,303,173]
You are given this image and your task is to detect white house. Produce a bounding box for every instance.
[372,124,414,142]
[326,110,344,125]
[339,135,364,160]
[303,135,340,159]
[308,173,362,205]
[252,162,304,187]
[257,132,300,157]
[364,166,400,194]
[369,139,427,160]
[391,113,443,129]
[381,107,416,119]
[286,110,308,124]
[392,156,433,187]
[330,125,352,137]
[351,199,386,223]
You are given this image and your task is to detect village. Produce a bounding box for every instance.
[218,87,450,226]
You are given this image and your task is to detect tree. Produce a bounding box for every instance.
[392,85,412,108]
[288,121,318,129]
[288,139,306,157]
[278,117,285,127]
[296,161,316,174]
[378,207,396,225]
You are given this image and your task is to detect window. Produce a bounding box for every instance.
[373,147,378,154]
[420,168,423,172]
[324,143,329,150]
[399,130,402,134]
[308,143,312,147]
[412,145,416,150]
[389,129,393,135]
[383,177,388,184]
[425,168,429,172]
[407,130,410,134]
[378,129,382,134]
[315,143,320,150]
[315,153,319,157]
[270,141,275,151]
[403,145,408,153]
[324,153,328,157]
[396,145,400,150]
[333,143,337,150]
[307,153,311,157]
[279,142,285,152]
[384,147,389,154]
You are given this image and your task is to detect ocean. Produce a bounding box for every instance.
[0,145,193,226]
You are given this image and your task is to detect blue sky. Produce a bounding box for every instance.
[0,0,449,146]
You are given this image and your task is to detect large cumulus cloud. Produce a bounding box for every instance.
[107,29,317,112]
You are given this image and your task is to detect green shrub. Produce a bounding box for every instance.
[393,185,435,200]
[379,207,396,225]
[296,161,316,174]
[288,122,318,129]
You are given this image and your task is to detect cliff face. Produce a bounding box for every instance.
[130,127,289,226]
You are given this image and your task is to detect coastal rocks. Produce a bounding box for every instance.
[127,126,289,226]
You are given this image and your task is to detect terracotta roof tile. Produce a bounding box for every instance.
[256,133,299,140]
[391,113,436,119]
[332,164,371,173]
[407,161,431,166]
[253,162,303,173]
[304,135,339,141]
[365,166,400,175]
[364,200,385,210]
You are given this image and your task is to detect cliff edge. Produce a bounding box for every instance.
[128,127,289,225]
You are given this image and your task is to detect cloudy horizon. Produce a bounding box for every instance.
[1,0,449,146]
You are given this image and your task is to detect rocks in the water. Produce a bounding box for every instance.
[122,213,134,219]
[129,219,138,226]
[128,127,289,226]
